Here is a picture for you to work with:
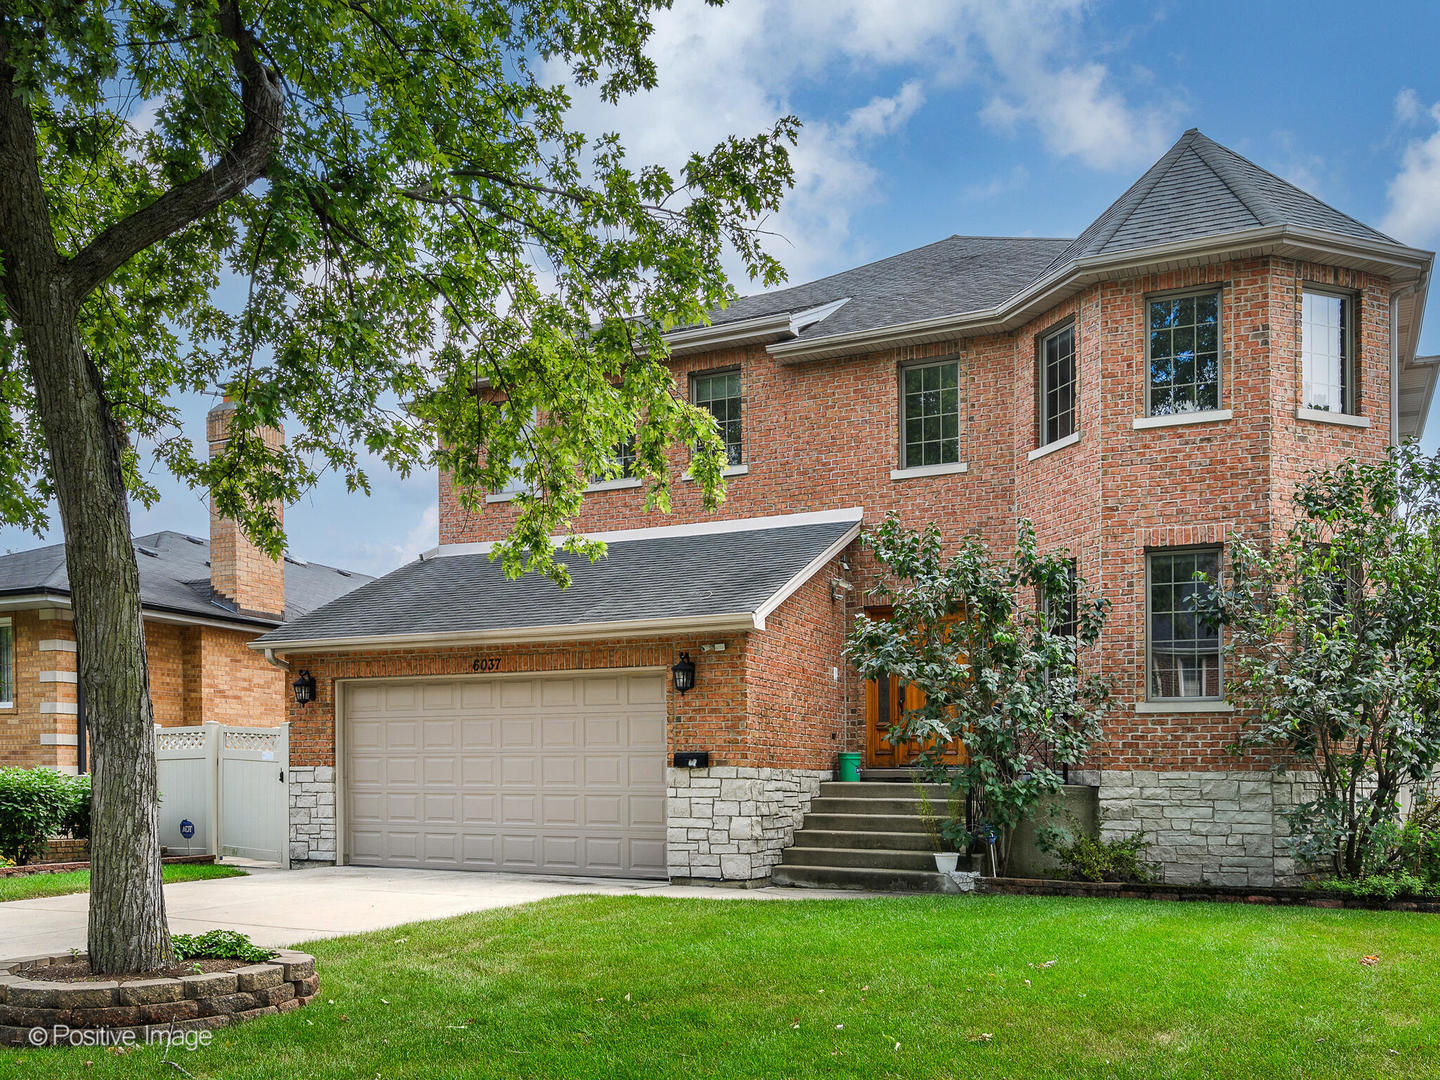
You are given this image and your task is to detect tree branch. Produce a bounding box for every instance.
[65,1,284,300]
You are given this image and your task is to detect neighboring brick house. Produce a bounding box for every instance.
[0,401,371,773]
[257,129,1437,887]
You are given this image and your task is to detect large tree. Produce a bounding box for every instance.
[1212,444,1440,879]
[0,0,795,972]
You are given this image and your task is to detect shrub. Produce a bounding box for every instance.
[1036,813,1156,883]
[0,767,74,865]
[170,929,276,964]
[60,773,91,840]
[1316,874,1440,901]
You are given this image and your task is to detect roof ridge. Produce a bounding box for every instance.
[1191,130,1401,244]
[1187,132,1282,227]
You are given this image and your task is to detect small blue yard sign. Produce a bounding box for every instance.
[179,819,195,840]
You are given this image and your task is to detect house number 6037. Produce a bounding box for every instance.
[472,657,502,672]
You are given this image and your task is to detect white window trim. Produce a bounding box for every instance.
[1132,408,1233,430]
[682,463,750,483]
[890,461,969,481]
[583,477,644,493]
[485,490,521,504]
[1135,700,1233,715]
[1296,407,1370,428]
[1027,430,1081,461]
[0,615,11,709]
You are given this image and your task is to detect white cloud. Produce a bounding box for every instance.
[548,0,1176,284]
[1382,100,1440,246]
[961,164,1031,203]
[1395,88,1422,126]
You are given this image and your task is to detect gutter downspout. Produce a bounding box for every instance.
[1392,287,1405,447]
[262,647,288,670]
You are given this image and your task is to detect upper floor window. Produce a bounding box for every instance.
[1146,548,1223,701]
[588,436,637,486]
[692,369,743,466]
[901,360,961,468]
[1302,290,1355,414]
[0,618,13,708]
[1147,290,1221,416]
[1038,322,1077,447]
[1041,560,1079,639]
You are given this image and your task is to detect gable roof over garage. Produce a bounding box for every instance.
[251,509,863,653]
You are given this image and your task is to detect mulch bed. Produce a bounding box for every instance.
[15,957,247,984]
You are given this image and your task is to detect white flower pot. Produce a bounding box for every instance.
[934,852,960,873]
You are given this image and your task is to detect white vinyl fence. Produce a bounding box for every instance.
[156,723,289,866]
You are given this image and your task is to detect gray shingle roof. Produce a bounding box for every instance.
[698,129,1410,347]
[253,516,860,648]
[708,236,1072,337]
[0,530,372,628]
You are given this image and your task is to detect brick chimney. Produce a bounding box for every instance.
[206,399,286,618]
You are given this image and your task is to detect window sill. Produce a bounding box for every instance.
[1297,407,1369,428]
[682,463,750,482]
[484,490,523,504]
[1027,431,1081,461]
[890,461,969,481]
[1134,700,1233,714]
[1132,409,1233,430]
[0,702,12,710]
[583,477,644,493]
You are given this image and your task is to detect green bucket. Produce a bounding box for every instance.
[837,752,862,783]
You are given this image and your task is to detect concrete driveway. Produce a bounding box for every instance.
[0,865,873,955]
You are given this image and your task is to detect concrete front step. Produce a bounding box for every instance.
[818,780,951,799]
[807,796,943,817]
[790,828,939,852]
[799,813,933,833]
[771,863,948,893]
[780,845,942,872]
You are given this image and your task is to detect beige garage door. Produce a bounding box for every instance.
[344,673,667,878]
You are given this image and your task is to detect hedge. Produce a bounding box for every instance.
[0,768,92,865]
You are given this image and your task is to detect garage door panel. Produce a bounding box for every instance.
[585,756,623,786]
[346,674,666,879]
[462,793,496,823]
[628,794,666,829]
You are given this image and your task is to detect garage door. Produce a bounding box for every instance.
[344,673,667,878]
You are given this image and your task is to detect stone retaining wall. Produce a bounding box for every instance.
[667,766,829,883]
[288,765,337,867]
[979,875,1440,911]
[0,950,319,1046]
[1097,770,1315,888]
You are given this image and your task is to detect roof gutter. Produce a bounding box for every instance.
[248,611,762,657]
[664,298,851,355]
[0,591,283,633]
[766,225,1434,362]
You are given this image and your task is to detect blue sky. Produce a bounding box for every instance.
[5,0,1440,576]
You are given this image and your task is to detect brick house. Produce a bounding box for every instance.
[256,130,1436,887]
[0,401,371,772]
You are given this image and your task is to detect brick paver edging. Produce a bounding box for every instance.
[0,854,216,879]
[0,950,319,1046]
[980,876,1440,911]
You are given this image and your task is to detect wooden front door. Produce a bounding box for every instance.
[864,674,964,769]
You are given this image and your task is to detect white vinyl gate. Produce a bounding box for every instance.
[156,723,290,866]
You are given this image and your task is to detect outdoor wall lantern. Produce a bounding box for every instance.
[671,652,696,696]
[292,670,317,706]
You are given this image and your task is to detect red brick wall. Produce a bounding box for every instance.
[0,610,74,768]
[745,554,854,770]
[418,257,1401,776]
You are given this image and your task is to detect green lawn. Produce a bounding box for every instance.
[11,893,1440,1079]
[0,862,245,902]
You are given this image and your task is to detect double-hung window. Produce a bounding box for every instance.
[692,369,743,466]
[1147,290,1221,416]
[1038,322,1077,447]
[900,360,961,468]
[0,618,12,708]
[1146,549,1223,701]
[1301,289,1355,414]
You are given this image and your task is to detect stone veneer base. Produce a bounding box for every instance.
[667,766,830,882]
[1098,770,1317,888]
[0,950,319,1047]
[289,765,337,866]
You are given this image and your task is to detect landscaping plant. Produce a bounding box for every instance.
[170,929,275,964]
[1035,812,1156,883]
[0,766,78,865]
[0,1,795,972]
[845,515,1111,872]
[1210,445,1440,879]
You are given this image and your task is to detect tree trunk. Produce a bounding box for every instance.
[0,48,171,974]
